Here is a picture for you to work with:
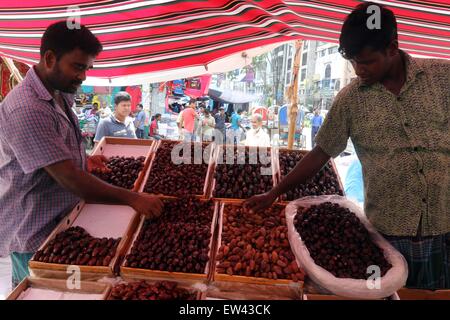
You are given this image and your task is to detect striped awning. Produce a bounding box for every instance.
[0,0,449,82]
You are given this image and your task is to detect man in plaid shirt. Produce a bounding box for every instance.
[246,3,449,290]
[0,22,163,287]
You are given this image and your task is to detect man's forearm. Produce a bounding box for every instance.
[269,146,331,199]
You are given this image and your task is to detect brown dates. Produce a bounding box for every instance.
[108,280,197,300]
[215,204,304,282]
[33,226,120,266]
[125,197,214,274]
[214,146,273,199]
[145,141,211,196]
[92,156,145,190]
[294,202,391,279]
[279,150,343,200]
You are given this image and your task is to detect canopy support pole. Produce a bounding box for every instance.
[1,57,23,85]
[287,40,302,150]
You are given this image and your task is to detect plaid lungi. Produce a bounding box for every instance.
[382,233,450,290]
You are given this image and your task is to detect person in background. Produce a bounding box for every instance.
[230,109,246,144]
[0,21,162,288]
[176,108,185,140]
[202,109,216,142]
[181,98,199,142]
[344,157,364,205]
[195,103,205,142]
[149,113,163,140]
[86,102,99,118]
[244,114,271,147]
[94,91,137,142]
[311,109,323,148]
[246,2,450,289]
[214,107,226,144]
[143,107,151,139]
[134,103,146,139]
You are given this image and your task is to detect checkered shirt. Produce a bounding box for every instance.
[0,67,85,256]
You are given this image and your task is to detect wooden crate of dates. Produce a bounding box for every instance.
[397,288,450,300]
[120,197,219,283]
[107,279,204,300]
[212,203,305,289]
[209,145,277,202]
[28,202,141,280]
[141,139,216,198]
[273,148,344,202]
[90,137,156,192]
[7,276,111,300]
[205,280,304,300]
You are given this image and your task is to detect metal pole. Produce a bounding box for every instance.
[287,40,302,149]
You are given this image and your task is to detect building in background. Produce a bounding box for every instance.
[299,40,355,111]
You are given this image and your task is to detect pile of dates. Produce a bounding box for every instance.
[108,280,197,300]
[294,202,391,279]
[215,205,304,281]
[33,226,120,266]
[125,197,213,274]
[214,146,273,199]
[92,156,145,190]
[145,140,211,196]
[279,150,343,200]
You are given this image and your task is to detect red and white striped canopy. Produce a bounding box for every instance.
[0,0,449,81]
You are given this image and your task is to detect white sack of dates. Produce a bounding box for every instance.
[286,195,408,299]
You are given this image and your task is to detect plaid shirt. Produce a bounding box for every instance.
[316,51,449,236]
[0,67,86,256]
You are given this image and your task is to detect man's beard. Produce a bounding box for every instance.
[48,67,81,93]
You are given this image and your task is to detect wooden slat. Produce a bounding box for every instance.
[7,277,111,300]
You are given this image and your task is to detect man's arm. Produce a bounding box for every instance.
[45,160,163,218]
[244,146,331,212]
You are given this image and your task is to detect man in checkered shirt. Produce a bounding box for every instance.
[0,22,163,288]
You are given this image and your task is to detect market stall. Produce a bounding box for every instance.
[5,138,414,300]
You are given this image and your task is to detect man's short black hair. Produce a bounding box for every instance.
[40,21,103,59]
[155,113,161,119]
[114,91,131,105]
[237,109,242,114]
[339,2,397,59]
[189,98,197,104]
[137,103,143,109]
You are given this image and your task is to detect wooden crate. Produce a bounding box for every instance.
[28,202,141,281]
[120,198,220,283]
[91,137,156,192]
[7,276,111,300]
[140,139,216,199]
[205,280,304,300]
[209,145,278,202]
[397,288,450,300]
[210,202,304,299]
[272,148,345,203]
[107,276,206,300]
